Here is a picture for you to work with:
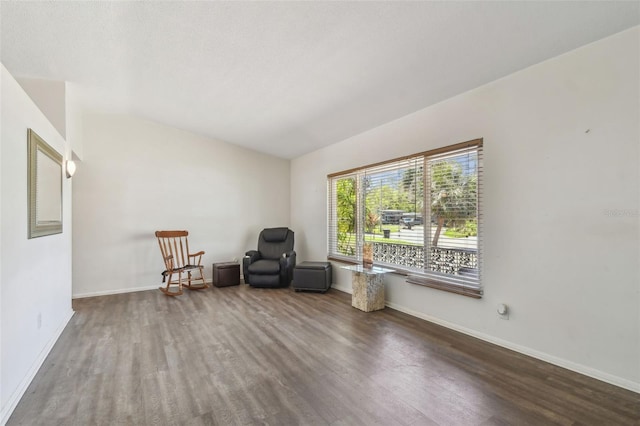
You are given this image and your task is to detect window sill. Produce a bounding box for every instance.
[406,275,483,299]
[327,255,358,265]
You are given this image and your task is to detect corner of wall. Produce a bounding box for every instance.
[15,78,66,141]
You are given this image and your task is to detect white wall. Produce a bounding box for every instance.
[15,78,66,140]
[1,64,74,423]
[291,28,640,391]
[72,112,290,297]
[64,82,84,161]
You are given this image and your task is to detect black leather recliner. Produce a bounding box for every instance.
[243,228,296,288]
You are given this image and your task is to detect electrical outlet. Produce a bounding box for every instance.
[497,303,509,320]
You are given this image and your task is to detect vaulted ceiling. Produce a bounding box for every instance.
[1,1,638,159]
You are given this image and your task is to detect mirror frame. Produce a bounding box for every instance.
[28,129,63,238]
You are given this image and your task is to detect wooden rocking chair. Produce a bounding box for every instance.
[155,230,209,296]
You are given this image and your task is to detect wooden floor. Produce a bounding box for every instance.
[8,285,639,425]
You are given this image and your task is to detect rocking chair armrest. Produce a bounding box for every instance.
[163,255,175,268]
[188,251,205,267]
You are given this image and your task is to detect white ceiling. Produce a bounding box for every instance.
[1,2,638,159]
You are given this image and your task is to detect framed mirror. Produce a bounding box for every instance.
[28,129,63,238]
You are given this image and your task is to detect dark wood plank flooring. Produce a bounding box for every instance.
[8,285,639,425]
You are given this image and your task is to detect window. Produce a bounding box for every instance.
[328,139,483,298]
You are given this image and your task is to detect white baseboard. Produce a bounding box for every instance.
[332,282,352,294]
[331,286,639,393]
[72,278,214,299]
[1,309,75,426]
[73,285,159,299]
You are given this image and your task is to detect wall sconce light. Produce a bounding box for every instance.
[65,160,77,179]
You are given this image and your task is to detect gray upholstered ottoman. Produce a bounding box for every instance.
[293,261,332,293]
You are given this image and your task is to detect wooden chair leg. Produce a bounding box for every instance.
[159,271,183,296]
[184,268,209,290]
[198,267,209,289]
[159,267,208,295]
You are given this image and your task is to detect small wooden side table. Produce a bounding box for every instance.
[341,265,394,312]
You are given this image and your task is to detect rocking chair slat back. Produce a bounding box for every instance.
[158,231,194,268]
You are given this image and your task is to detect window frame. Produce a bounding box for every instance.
[327,138,483,298]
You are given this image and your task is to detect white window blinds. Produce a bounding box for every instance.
[408,144,483,297]
[328,174,358,262]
